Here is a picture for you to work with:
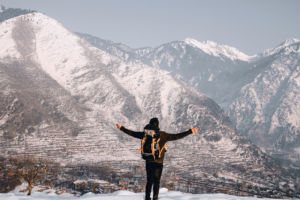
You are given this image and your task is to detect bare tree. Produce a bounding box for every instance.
[0,156,21,193]
[5,156,48,195]
[167,182,175,191]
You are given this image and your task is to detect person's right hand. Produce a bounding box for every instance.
[116,123,123,130]
[190,126,198,134]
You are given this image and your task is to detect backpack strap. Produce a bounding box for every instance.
[155,138,167,158]
[156,138,161,151]
[151,135,155,155]
[138,134,146,153]
[158,144,167,158]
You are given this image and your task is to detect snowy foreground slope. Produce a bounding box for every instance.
[1,187,269,200]
[0,12,283,179]
[0,192,269,200]
[77,32,300,163]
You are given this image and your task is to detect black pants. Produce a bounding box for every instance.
[145,162,163,200]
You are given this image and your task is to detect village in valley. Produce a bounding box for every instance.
[20,159,298,199]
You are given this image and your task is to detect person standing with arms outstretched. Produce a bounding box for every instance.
[116,118,198,200]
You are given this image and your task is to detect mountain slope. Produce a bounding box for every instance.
[0,13,284,179]
[219,42,300,155]
[76,33,251,100]
[77,32,300,167]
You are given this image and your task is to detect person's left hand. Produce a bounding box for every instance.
[190,127,198,134]
[116,123,123,130]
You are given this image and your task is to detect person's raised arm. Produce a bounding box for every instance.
[163,127,198,142]
[116,123,144,139]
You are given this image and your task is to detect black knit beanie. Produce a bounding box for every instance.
[149,118,159,127]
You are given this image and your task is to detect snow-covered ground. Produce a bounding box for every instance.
[1,185,271,200]
[0,190,273,200]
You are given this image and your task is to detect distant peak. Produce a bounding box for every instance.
[277,38,300,47]
[252,38,300,61]
[184,38,250,61]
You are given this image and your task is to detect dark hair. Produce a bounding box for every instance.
[149,118,159,127]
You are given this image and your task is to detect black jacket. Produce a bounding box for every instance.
[120,126,193,163]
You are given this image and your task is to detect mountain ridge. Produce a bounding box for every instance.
[76,31,300,168]
[184,38,251,61]
[0,13,284,180]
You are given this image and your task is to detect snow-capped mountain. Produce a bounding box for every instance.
[76,33,251,100]
[77,33,300,166]
[251,38,300,62]
[219,41,300,157]
[0,13,281,178]
[184,38,251,61]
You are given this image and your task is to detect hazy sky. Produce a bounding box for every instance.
[1,0,299,55]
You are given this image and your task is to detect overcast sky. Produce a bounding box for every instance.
[1,0,299,55]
